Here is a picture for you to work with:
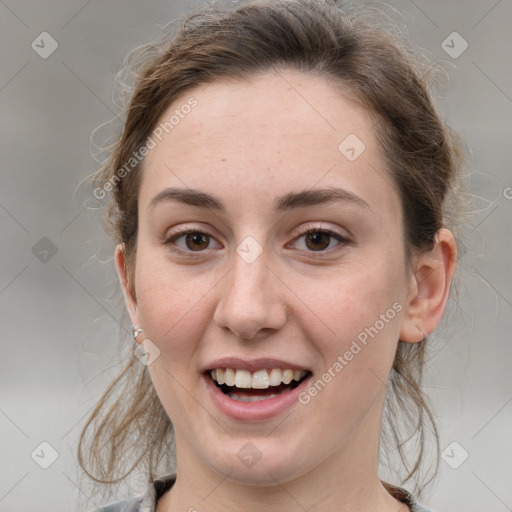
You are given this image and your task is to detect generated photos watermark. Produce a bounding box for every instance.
[298,301,403,404]
[93,97,198,200]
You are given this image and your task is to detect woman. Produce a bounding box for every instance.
[80,1,464,510]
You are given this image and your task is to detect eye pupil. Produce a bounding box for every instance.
[169,229,341,255]
[186,233,209,251]
[305,232,330,251]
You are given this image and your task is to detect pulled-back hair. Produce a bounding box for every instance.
[79,0,465,499]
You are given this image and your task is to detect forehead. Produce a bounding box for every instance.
[139,70,400,220]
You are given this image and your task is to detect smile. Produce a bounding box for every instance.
[203,360,313,421]
[209,368,309,402]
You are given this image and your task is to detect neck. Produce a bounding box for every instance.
[158,418,405,512]
[162,464,402,512]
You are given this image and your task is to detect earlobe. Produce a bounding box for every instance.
[399,228,457,344]
[114,244,139,325]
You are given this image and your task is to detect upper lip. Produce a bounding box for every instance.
[203,357,311,373]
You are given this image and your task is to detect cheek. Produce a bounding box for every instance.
[133,252,214,362]
[297,256,405,402]
[299,254,405,345]
[133,255,217,423]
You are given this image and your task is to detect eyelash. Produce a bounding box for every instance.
[163,227,349,258]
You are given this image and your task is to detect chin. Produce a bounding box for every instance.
[202,439,311,486]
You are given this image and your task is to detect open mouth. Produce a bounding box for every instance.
[207,368,312,402]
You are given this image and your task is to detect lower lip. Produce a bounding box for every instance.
[203,373,312,422]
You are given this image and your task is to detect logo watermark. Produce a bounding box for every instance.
[298,301,402,404]
[94,97,198,200]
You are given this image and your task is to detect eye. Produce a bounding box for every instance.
[164,229,221,254]
[291,228,349,254]
[164,226,349,257]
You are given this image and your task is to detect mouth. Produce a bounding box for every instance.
[206,367,312,402]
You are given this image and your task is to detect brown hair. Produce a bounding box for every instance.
[79,0,465,499]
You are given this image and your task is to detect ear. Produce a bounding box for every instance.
[115,243,140,329]
[400,228,457,343]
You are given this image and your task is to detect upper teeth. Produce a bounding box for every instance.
[210,368,307,389]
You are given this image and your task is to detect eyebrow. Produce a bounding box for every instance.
[147,186,371,213]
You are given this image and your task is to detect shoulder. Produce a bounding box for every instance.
[386,483,435,512]
[91,497,143,512]
[90,474,176,512]
[410,504,435,512]
[403,491,435,512]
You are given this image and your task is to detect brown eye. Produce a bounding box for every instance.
[164,229,221,254]
[292,228,348,255]
[304,232,331,251]
[184,232,210,251]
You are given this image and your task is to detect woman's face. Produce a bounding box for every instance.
[120,70,421,485]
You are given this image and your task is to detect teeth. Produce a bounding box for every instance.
[282,369,293,384]
[224,368,236,386]
[210,368,307,388]
[216,368,225,385]
[235,369,252,389]
[268,368,282,386]
[230,393,280,402]
[252,369,270,389]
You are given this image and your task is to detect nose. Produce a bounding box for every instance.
[212,248,287,341]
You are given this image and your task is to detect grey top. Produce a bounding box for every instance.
[93,474,434,512]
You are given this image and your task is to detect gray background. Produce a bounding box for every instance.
[1,1,511,511]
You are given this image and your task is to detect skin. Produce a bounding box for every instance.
[115,69,457,512]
